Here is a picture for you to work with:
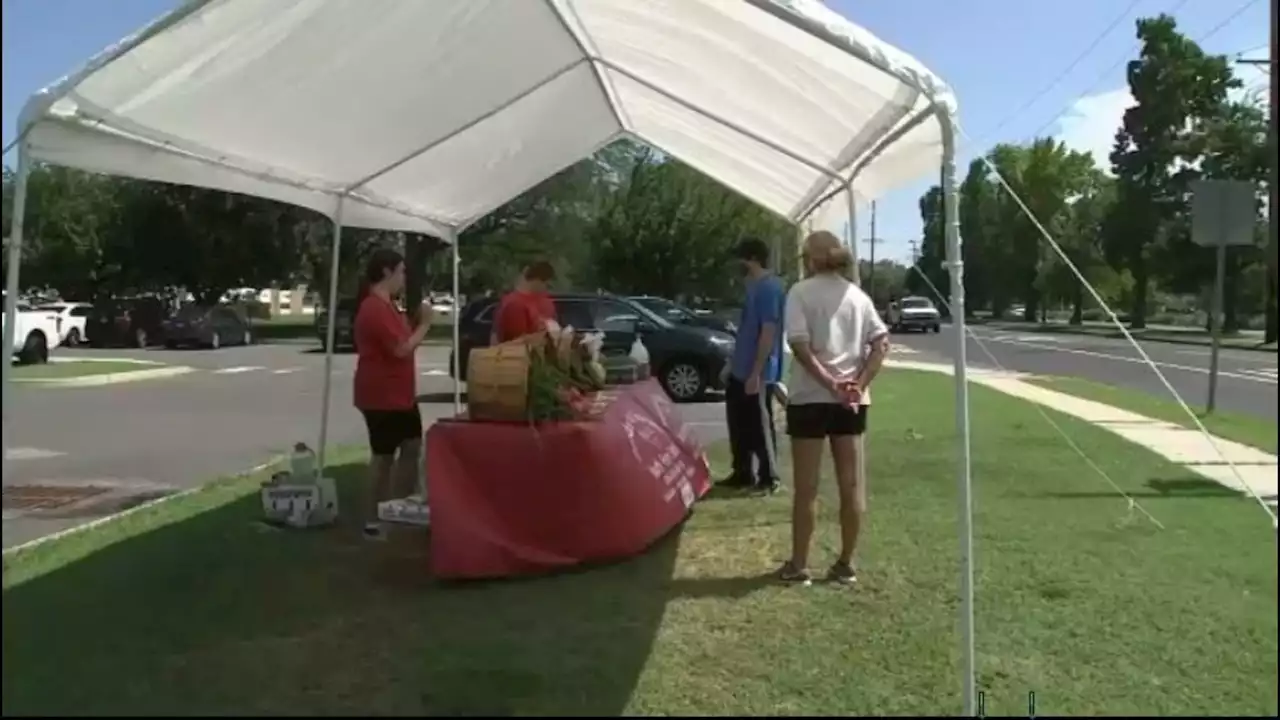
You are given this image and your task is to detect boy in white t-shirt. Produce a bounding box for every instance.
[777,230,890,585]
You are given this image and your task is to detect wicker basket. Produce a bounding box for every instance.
[467,337,533,421]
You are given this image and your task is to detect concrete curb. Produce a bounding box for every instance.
[14,365,195,388]
[2,455,284,558]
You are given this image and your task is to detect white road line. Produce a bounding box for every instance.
[977,336,1278,385]
[272,367,303,375]
[4,447,66,461]
[213,366,265,375]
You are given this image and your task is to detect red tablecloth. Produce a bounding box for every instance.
[425,380,711,580]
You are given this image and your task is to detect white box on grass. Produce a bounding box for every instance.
[378,495,431,527]
[260,476,339,528]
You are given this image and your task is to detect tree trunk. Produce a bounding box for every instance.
[1266,263,1278,343]
[1069,283,1084,325]
[1222,249,1240,335]
[403,233,426,327]
[1130,258,1148,330]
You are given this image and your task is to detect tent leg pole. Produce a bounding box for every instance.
[449,229,461,414]
[1,143,32,465]
[317,196,346,474]
[940,116,976,716]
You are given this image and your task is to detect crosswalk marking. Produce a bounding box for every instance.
[213,366,266,375]
[4,447,66,461]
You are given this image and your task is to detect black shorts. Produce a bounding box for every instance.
[785,403,869,439]
[361,408,423,456]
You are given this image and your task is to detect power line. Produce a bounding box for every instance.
[971,0,1147,147]
[982,0,1258,149]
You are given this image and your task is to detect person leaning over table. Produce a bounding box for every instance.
[352,247,434,541]
[491,260,558,345]
[776,230,890,586]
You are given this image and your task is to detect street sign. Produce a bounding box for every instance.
[1191,179,1258,247]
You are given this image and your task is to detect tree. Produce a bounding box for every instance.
[907,185,948,306]
[589,146,791,305]
[1108,14,1240,328]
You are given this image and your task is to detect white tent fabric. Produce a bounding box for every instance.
[16,0,957,232]
[4,0,976,712]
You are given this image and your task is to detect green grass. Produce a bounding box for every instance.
[1027,375,1278,453]
[3,370,1275,715]
[983,320,1276,352]
[11,360,159,380]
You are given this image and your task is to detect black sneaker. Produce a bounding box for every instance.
[718,473,755,489]
[752,478,784,496]
[776,561,812,585]
[363,522,386,541]
[826,561,858,586]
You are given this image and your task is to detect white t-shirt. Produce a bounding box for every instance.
[784,274,888,406]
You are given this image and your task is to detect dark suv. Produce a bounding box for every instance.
[86,296,172,348]
[451,292,736,401]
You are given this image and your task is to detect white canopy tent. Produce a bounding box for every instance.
[1,0,975,712]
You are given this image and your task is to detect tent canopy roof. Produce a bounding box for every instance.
[17,0,957,237]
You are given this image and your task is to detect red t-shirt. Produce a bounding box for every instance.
[494,290,555,343]
[353,294,416,410]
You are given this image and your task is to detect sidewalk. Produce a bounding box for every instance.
[890,360,1279,510]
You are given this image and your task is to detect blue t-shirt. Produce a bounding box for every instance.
[730,274,785,383]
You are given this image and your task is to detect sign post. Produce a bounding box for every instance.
[1190,179,1258,413]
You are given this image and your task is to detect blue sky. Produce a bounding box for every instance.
[1,0,1270,264]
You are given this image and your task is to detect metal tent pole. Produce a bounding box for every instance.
[939,115,976,716]
[1,143,32,462]
[317,196,346,473]
[844,189,859,284]
[449,228,462,414]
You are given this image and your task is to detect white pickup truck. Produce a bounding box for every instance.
[1,300,63,364]
[886,296,942,334]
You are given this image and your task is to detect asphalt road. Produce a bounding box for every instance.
[890,325,1277,420]
[1,341,733,549]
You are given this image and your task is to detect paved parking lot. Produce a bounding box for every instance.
[2,341,734,549]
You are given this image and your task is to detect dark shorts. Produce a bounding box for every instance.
[360,408,423,456]
[785,403,869,439]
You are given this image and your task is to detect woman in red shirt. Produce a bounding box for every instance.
[352,248,432,540]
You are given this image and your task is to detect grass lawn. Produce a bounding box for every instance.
[1027,375,1278,454]
[982,320,1276,352]
[3,370,1275,715]
[11,360,158,380]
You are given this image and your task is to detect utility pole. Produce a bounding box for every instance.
[908,239,920,266]
[1238,0,1278,343]
[863,201,884,294]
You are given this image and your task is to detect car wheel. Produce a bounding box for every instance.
[66,328,81,346]
[210,331,221,350]
[164,340,180,350]
[660,360,706,402]
[18,331,49,365]
[932,324,941,333]
[134,328,148,348]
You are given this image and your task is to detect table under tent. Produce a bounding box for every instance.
[1,0,977,713]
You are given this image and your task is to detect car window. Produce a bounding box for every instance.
[176,305,209,320]
[70,306,91,317]
[472,301,497,323]
[554,300,595,329]
[901,298,933,310]
[595,299,642,333]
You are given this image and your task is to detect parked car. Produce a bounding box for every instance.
[451,292,736,401]
[628,295,737,336]
[1,298,62,364]
[86,296,173,348]
[887,296,942,333]
[314,298,359,351]
[162,304,255,349]
[36,302,92,346]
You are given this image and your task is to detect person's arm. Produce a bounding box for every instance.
[784,287,840,394]
[852,300,891,389]
[366,303,428,359]
[748,280,783,383]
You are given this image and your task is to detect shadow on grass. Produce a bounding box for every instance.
[1040,476,1244,500]
[2,461,701,716]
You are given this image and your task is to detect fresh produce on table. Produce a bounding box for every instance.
[522,327,607,422]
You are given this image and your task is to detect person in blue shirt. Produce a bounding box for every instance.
[723,237,786,494]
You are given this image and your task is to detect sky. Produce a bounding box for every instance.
[1,0,1271,265]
